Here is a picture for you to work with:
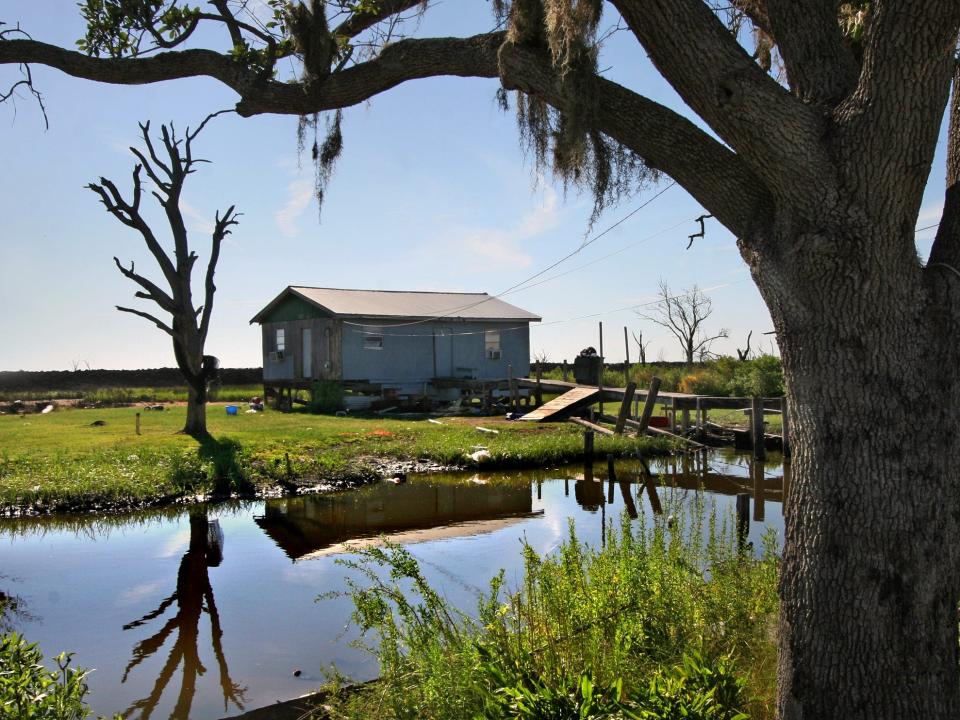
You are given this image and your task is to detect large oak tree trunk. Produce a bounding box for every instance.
[755,220,960,718]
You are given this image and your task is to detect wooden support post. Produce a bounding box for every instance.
[781,395,791,457]
[535,362,543,407]
[507,364,515,413]
[736,493,750,550]
[583,429,595,463]
[607,475,615,504]
[752,460,765,522]
[614,381,637,434]
[598,321,605,417]
[537,480,542,501]
[607,454,616,482]
[681,408,690,434]
[623,326,630,384]
[637,376,662,433]
[562,359,569,382]
[670,397,678,432]
[135,412,141,435]
[751,396,766,460]
[565,477,569,496]
[696,397,702,431]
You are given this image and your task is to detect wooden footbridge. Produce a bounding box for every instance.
[514,376,788,457]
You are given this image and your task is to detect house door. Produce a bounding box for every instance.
[302,327,312,378]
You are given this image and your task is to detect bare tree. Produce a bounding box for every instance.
[631,329,649,365]
[638,280,728,364]
[736,330,752,361]
[87,114,238,438]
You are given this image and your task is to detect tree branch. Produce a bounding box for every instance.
[116,305,174,336]
[199,205,239,342]
[3,28,769,237]
[610,0,832,205]
[765,0,859,104]
[112,257,177,314]
[833,1,960,224]
[333,0,427,39]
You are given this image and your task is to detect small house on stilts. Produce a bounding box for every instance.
[250,286,540,409]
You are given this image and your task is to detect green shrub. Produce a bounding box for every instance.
[309,381,344,413]
[726,356,784,398]
[0,632,119,719]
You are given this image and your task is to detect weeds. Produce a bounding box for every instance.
[0,632,121,719]
[326,499,779,719]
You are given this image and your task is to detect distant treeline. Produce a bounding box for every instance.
[0,367,262,392]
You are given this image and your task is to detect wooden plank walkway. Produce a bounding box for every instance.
[519,386,601,422]
[518,377,783,412]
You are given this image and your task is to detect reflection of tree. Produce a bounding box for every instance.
[121,511,245,720]
[0,581,33,632]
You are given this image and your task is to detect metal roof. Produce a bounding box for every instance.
[250,286,541,324]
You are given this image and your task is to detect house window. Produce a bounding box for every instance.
[363,334,383,350]
[485,329,501,360]
[275,328,285,353]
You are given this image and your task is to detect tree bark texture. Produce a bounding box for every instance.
[4,1,960,717]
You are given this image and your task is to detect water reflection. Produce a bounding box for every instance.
[0,451,785,720]
[255,480,537,561]
[120,510,245,719]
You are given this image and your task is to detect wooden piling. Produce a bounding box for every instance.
[607,454,616,482]
[752,460,765,522]
[614,381,637,434]
[534,362,543,406]
[751,396,766,460]
[135,412,141,435]
[637,376,662,433]
[736,493,750,549]
[583,429,595,463]
[562,359,569,382]
[598,321,605,417]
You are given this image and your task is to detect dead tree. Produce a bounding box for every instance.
[631,329,649,365]
[639,279,728,364]
[736,330,752,361]
[88,114,238,438]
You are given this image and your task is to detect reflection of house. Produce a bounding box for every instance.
[255,480,534,561]
[249,287,540,401]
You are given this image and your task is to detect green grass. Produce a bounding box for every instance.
[0,405,673,514]
[325,499,779,719]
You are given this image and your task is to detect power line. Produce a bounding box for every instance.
[341,181,678,329]
[346,280,749,338]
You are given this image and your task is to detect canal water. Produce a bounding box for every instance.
[0,450,784,720]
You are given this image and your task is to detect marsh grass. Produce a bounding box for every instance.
[0,407,672,513]
[325,498,779,719]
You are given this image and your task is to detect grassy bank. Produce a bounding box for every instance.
[0,384,261,404]
[0,405,672,514]
[326,500,779,719]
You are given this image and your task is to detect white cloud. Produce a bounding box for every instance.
[116,579,167,607]
[275,180,314,237]
[457,188,559,270]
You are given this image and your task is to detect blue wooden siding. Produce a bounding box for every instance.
[340,319,530,385]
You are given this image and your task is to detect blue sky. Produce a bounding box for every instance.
[0,2,950,371]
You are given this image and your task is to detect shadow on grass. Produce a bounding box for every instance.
[198,436,254,497]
